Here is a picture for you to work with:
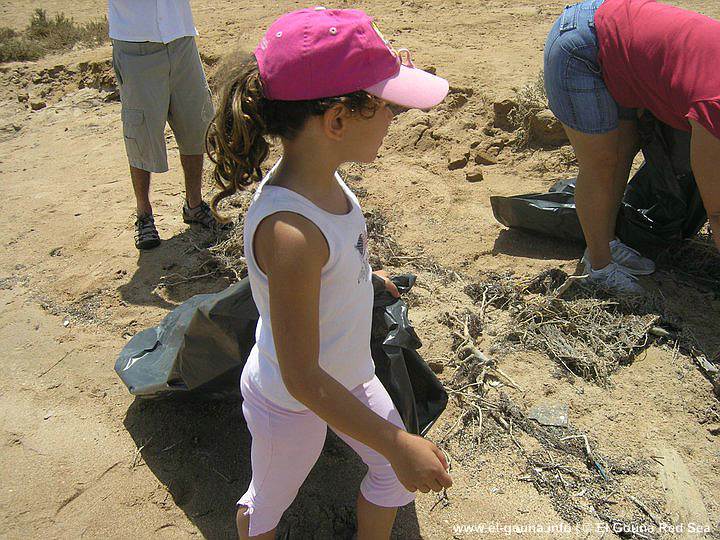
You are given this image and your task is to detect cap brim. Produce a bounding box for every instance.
[364,64,449,110]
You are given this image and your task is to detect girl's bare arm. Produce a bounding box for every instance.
[253,211,452,493]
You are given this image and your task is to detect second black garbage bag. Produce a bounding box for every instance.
[115,274,448,436]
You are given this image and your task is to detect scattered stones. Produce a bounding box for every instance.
[474,150,498,165]
[30,100,47,111]
[493,99,518,131]
[529,109,568,146]
[448,153,469,170]
[485,136,508,156]
[465,169,484,183]
[17,93,29,103]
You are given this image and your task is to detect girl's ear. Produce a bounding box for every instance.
[322,104,349,141]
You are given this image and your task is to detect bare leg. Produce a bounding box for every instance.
[607,119,640,239]
[356,493,398,540]
[236,506,275,540]
[180,153,204,208]
[130,166,152,216]
[689,119,720,252]
[563,124,621,270]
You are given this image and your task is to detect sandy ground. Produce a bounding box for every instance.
[1,1,719,539]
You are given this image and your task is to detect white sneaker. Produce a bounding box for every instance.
[585,262,645,295]
[609,239,655,275]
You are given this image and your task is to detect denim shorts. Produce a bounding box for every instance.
[544,0,635,134]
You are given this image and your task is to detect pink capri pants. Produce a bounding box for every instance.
[237,369,415,536]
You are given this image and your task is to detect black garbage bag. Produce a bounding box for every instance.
[616,113,707,252]
[115,279,258,400]
[490,112,707,252]
[371,275,448,436]
[115,275,447,436]
[489,180,584,242]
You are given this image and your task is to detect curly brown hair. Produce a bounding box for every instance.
[205,54,381,220]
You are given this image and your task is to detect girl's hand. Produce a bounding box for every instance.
[388,431,452,493]
[372,270,400,298]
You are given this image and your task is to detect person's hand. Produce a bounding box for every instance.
[387,431,452,493]
[372,270,400,298]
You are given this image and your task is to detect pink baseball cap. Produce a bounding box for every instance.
[254,7,449,110]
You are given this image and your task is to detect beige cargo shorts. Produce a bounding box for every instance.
[111,36,214,173]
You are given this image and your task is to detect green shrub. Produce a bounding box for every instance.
[0,9,108,63]
[0,27,43,62]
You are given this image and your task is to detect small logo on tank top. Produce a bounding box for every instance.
[355,231,370,284]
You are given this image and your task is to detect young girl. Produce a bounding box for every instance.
[206,8,452,539]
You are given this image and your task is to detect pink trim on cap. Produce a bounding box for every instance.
[364,64,450,110]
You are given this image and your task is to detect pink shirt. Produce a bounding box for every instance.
[595,0,720,138]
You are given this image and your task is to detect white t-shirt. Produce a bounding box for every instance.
[108,0,198,44]
[242,162,376,411]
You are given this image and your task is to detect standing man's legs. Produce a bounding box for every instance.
[113,39,171,249]
[131,166,152,217]
[180,153,203,209]
[166,37,225,229]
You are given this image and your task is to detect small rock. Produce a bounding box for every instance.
[448,153,468,170]
[17,93,29,103]
[474,150,498,165]
[30,100,47,111]
[445,92,468,110]
[707,424,720,436]
[465,169,484,183]
[493,99,517,131]
[63,319,70,327]
[44,411,54,420]
[469,140,481,149]
[104,89,120,102]
[529,109,568,146]
[428,361,444,374]
[423,66,437,75]
[528,403,569,427]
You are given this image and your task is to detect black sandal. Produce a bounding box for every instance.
[135,213,161,250]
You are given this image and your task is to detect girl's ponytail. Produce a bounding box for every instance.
[206,53,382,221]
[206,56,269,220]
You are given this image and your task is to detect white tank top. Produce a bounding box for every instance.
[242,162,375,411]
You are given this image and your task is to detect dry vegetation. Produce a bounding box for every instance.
[0,9,107,63]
